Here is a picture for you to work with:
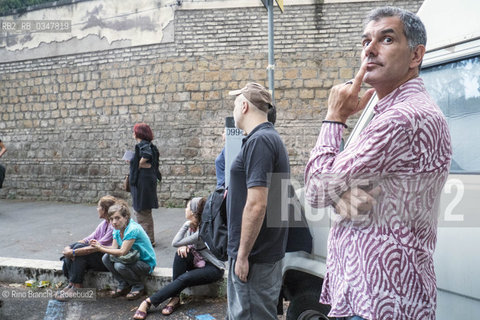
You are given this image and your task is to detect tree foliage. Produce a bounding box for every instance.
[0,0,55,16]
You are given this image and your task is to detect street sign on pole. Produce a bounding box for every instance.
[276,0,284,13]
[224,117,243,188]
[261,0,284,12]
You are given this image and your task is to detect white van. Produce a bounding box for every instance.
[281,0,480,319]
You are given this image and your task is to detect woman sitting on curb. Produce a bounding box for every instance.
[133,197,225,319]
[91,199,156,300]
[56,195,116,300]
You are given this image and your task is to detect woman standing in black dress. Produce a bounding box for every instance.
[129,123,161,246]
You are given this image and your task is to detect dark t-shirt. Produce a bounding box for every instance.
[226,122,290,263]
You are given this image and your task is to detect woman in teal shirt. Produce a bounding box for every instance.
[91,199,156,300]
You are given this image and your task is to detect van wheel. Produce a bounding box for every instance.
[286,289,331,320]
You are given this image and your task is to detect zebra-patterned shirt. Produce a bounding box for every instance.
[305,77,452,320]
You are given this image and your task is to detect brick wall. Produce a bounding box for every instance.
[0,0,422,205]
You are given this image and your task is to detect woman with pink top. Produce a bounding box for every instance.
[56,195,117,300]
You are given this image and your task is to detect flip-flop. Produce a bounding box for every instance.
[55,288,72,301]
[54,284,73,300]
[111,286,131,298]
[133,300,151,320]
[126,289,145,300]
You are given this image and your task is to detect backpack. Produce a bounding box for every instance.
[150,144,162,182]
[199,188,228,261]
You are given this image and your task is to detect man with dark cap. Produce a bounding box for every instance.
[226,82,290,319]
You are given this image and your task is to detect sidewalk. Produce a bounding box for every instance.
[0,199,183,266]
[0,281,228,320]
[0,199,225,300]
[0,199,230,319]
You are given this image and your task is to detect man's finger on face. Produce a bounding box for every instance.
[351,60,368,93]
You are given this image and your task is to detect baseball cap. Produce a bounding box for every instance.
[228,82,273,113]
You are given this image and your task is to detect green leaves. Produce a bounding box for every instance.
[0,0,54,16]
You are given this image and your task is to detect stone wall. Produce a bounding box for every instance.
[0,0,422,205]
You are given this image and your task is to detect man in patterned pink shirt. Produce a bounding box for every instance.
[305,7,452,320]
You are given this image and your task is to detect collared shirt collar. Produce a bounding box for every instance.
[373,77,426,115]
[242,121,273,144]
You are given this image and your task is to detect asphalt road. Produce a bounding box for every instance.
[0,200,291,319]
[0,199,185,268]
[0,282,227,320]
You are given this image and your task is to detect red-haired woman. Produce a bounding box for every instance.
[129,123,161,246]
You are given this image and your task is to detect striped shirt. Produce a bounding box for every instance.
[305,77,452,320]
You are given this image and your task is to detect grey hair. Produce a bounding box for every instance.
[364,6,427,49]
[189,197,202,214]
[107,199,131,221]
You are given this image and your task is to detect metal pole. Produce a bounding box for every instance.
[267,0,275,103]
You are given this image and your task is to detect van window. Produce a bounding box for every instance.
[421,55,480,173]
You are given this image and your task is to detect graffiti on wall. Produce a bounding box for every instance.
[0,0,177,62]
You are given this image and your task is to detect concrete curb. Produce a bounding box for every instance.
[0,257,226,297]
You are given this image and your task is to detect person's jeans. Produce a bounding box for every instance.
[149,251,224,307]
[102,253,150,292]
[227,257,282,320]
[62,242,107,284]
[62,252,106,284]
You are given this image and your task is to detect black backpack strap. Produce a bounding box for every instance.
[150,143,162,182]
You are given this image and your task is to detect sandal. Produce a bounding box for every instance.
[133,299,151,319]
[110,286,131,298]
[161,297,180,315]
[55,288,72,301]
[126,289,145,300]
[55,287,80,301]
[54,284,73,300]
